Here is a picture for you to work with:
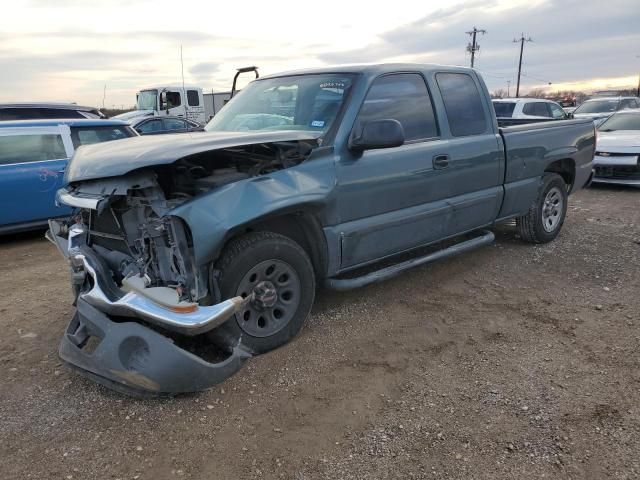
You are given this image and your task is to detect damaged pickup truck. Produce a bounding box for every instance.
[48,64,595,396]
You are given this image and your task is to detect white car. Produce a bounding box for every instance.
[593,110,640,186]
[492,98,569,121]
[573,96,640,125]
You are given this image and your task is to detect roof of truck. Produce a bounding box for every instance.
[139,85,201,90]
[259,63,475,79]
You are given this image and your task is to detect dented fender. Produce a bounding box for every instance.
[168,154,336,266]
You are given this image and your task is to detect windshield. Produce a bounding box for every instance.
[598,113,640,132]
[205,74,355,133]
[492,102,516,117]
[574,99,620,114]
[137,89,158,111]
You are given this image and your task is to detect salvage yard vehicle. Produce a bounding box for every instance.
[48,63,595,396]
[0,119,137,234]
[592,110,640,186]
[492,98,571,126]
[0,102,106,120]
[129,115,204,135]
[572,96,640,125]
[113,84,208,124]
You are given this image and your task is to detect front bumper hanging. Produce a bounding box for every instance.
[47,219,251,396]
[61,298,251,396]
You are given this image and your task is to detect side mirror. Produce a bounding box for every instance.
[566,112,574,119]
[134,127,142,134]
[160,91,167,110]
[349,119,405,151]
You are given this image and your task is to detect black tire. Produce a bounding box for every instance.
[516,173,568,244]
[208,231,315,354]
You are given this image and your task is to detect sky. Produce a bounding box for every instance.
[1,0,639,107]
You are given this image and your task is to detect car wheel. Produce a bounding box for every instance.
[208,231,315,354]
[517,173,568,244]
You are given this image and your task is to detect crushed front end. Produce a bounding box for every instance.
[48,174,251,396]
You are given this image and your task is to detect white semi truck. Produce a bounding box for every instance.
[113,85,230,124]
[113,67,260,124]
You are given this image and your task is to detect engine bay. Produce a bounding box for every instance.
[68,139,318,305]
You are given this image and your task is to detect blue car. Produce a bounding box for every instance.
[0,119,137,233]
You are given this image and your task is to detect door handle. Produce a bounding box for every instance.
[433,154,450,169]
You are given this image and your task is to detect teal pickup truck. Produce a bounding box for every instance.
[49,63,595,396]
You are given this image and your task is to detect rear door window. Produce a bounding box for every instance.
[356,73,438,142]
[436,73,487,136]
[0,134,67,165]
[164,118,188,130]
[493,102,516,117]
[70,126,133,148]
[136,119,163,134]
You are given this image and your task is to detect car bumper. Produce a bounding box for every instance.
[60,298,250,396]
[592,163,640,186]
[47,219,253,395]
[47,220,248,336]
[591,177,640,186]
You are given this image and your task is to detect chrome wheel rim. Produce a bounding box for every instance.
[542,186,563,233]
[235,259,301,337]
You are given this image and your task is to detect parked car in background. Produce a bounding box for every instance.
[0,102,106,120]
[130,115,204,135]
[50,63,594,395]
[0,119,137,233]
[572,97,640,125]
[492,98,570,126]
[592,110,640,186]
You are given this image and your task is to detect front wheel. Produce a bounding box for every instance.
[208,231,315,354]
[516,173,568,243]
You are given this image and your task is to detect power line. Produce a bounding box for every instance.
[466,27,486,68]
[513,33,533,97]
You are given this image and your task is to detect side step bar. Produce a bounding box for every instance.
[325,230,495,291]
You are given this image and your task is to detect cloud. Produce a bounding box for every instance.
[316,0,640,91]
[189,62,219,76]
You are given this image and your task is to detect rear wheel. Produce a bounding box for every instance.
[209,231,315,354]
[517,173,568,243]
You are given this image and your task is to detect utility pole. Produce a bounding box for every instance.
[636,55,640,97]
[102,84,106,110]
[514,33,532,98]
[507,80,511,98]
[466,27,486,68]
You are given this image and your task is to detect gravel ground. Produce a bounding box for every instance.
[1,185,639,480]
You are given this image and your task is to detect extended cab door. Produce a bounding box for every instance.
[0,125,74,228]
[334,72,455,269]
[430,72,504,235]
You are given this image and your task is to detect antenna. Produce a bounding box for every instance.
[180,45,185,94]
[102,84,106,110]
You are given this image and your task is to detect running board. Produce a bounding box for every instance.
[325,230,495,291]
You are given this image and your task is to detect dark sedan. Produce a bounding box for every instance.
[130,116,204,135]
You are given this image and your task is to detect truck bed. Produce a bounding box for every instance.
[496,118,595,220]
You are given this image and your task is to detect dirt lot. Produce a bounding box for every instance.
[1,186,639,480]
